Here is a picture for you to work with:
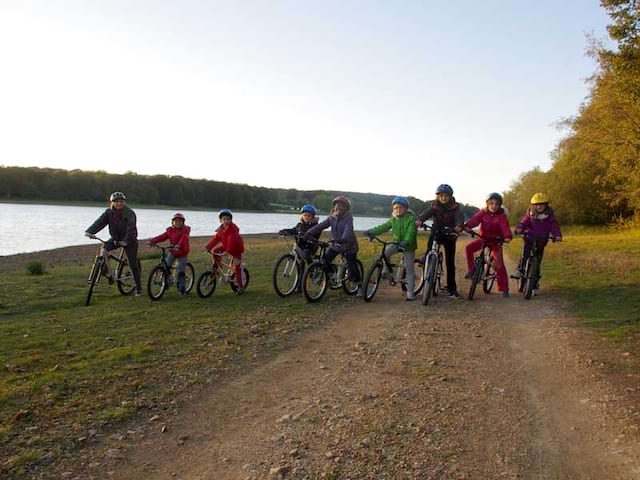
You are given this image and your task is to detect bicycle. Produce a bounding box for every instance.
[466,231,504,301]
[513,233,555,300]
[362,236,425,302]
[146,244,195,300]
[85,236,139,306]
[301,238,364,303]
[196,251,250,298]
[421,224,457,306]
[272,233,318,297]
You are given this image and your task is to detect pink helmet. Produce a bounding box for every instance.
[172,213,185,221]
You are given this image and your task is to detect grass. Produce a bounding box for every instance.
[505,227,640,344]
[0,233,391,478]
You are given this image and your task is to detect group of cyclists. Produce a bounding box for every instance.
[85,186,562,301]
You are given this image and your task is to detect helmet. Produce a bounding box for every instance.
[485,192,503,205]
[391,196,409,208]
[109,191,126,202]
[332,195,351,209]
[530,193,549,204]
[300,204,317,215]
[435,184,454,195]
[218,209,233,219]
[172,213,185,221]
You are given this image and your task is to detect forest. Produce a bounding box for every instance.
[0,165,479,219]
[504,0,640,225]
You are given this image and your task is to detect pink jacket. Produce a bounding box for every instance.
[465,209,512,242]
[150,226,191,257]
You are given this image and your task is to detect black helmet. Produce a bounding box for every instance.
[485,192,503,205]
[218,209,233,219]
[109,192,126,202]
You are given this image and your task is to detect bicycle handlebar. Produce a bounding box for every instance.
[367,235,402,248]
[422,224,459,237]
[514,232,556,241]
[467,230,506,244]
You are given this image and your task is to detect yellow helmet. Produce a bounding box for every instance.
[530,192,549,204]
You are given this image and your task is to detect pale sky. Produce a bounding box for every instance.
[0,1,609,207]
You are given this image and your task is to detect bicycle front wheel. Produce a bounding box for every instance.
[184,263,195,293]
[343,260,364,296]
[467,257,483,301]
[147,266,167,301]
[116,258,138,295]
[302,262,328,302]
[483,259,496,294]
[85,257,103,306]
[524,256,540,300]
[413,258,425,295]
[273,254,301,297]
[197,270,217,298]
[422,256,437,306]
[363,261,383,302]
[231,267,250,292]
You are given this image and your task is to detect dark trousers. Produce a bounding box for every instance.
[107,240,142,292]
[519,239,547,272]
[323,248,361,282]
[428,234,457,294]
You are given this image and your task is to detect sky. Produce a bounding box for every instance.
[0,1,611,207]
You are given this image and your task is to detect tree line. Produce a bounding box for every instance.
[504,0,640,225]
[0,165,480,219]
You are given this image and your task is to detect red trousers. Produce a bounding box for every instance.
[465,240,509,292]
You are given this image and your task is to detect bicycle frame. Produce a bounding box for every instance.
[516,233,554,298]
[466,231,504,300]
[367,236,404,285]
[88,236,127,284]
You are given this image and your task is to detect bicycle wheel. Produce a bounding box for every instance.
[482,259,496,294]
[467,257,483,301]
[422,256,437,306]
[184,263,195,293]
[147,265,167,301]
[343,260,364,295]
[413,257,425,295]
[116,258,138,295]
[197,270,217,298]
[518,259,528,293]
[230,267,250,292]
[363,261,383,302]
[85,257,103,306]
[273,254,301,297]
[302,262,328,302]
[524,256,540,300]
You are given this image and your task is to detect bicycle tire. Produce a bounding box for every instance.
[147,265,167,301]
[422,256,437,306]
[272,254,301,297]
[85,257,103,306]
[483,259,496,294]
[524,256,540,300]
[230,267,250,292]
[184,263,195,293]
[434,252,444,297]
[116,258,138,296]
[363,261,383,302]
[467,256,483,301]
[197,270,217,298]
[413,258,425,295]
[302,261,328,302]
[343,260,364,296]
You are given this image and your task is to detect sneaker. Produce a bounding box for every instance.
[532,288,539,296]
[448,291,460,298]
[510,270,522,280]
[464,271,472,280]
[405,294,416,301]
[502,291,509,298]
[355,284,364,298]
[134,291,142,297]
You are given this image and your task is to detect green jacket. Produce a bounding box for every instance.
[368,211,418,252]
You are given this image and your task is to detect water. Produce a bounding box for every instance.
[0,203,390,256]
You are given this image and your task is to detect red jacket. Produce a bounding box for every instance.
[150,226,191,257]
[465,209,512,242]
[205,223,244,256]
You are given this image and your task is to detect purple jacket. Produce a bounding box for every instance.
[516,207,562,242]
[307,212,359,253]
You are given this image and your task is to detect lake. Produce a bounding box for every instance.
[0,203,390,256]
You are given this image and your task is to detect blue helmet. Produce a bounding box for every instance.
[391,196,409,208]
[435,184,453,195]
[218,209,233,219]
[300,204,317,215]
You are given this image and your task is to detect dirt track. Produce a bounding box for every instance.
[97,266,640,479]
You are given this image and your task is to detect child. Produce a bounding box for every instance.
[365,196,418,300]
[305,195,362,295]
[205,209,246,294]
[148,213,191,294]
[512,193,562,295]
[463,192,512,297]
[85,191,142,296]
[278,204,321,264]
[415,184,464,298]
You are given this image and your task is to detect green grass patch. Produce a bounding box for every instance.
[506,227,640,345]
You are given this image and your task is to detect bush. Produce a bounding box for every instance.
[26,261,45,275]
